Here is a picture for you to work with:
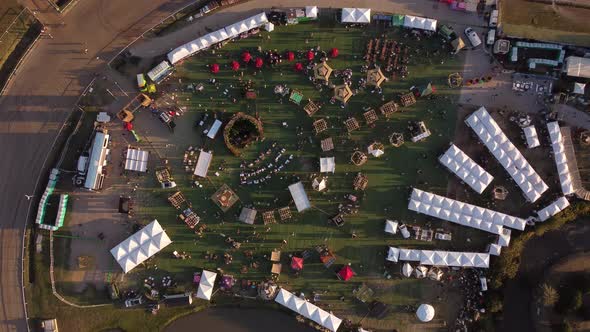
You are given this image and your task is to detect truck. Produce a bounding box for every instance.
[489,9,498,28]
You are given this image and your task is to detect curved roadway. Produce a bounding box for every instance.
[0,0,483,331]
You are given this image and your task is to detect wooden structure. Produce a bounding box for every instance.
[334,84,353,103]
[262,210,276,224]
[344,117,360,132]
[270,250,281,262]
[179,208,200,229]
[389,132,404,147]
[400,92,416,107]
[320,137,334,152]
[211,184,239,212]
[223,112,264,156]
[366,68,386,87]
[155,167,172,183]
[168,191,187,209]
[303,100,320,116]
[278,207,292,221]
[363,109,378,125]
[271,263,282,275]
[379,101,399,118]
[493,186,509,200]
[353,173,369,190]
[313,119,328,134]
[313,62,333,82]
[351,151,367,166]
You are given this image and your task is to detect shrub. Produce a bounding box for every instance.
[486,292,503,313]
[541,283,559,307]
[555,289,582,314]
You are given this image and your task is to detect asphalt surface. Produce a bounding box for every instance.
[0,1,488,331]
[0,1,196,331]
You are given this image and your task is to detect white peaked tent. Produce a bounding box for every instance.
[197,270,217,300]
[574,82,586,94]
[488,243,502,256]
[341,8,371,23]
[288,295,305,312]
[368,145,384,157]
[523,125,540,148]
[390,246,491,268]
[387,246,400,262]
[264,22,274,32]
[547,122,575,195]
[414,265,428,278]
[274,288,292,306]
[312,177,327,191]
[320,157,336,173]
[110,220,172,273]
[300,301,318,318]
[306,6,318,18]
[324,315,342,332]
[194,150,213,178]
[402,262,413,277]
[416,304,435,322]
[384,220,398,234]
[439,144,493,194]
[537,196,570,221]
[404,15,437,31]
[288,182,311,212]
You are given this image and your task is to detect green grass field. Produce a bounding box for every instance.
[39,19,479,331]
[0,1,37,70]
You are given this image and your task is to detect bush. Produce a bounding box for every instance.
[541,283,559,307]
[555,289,583,314]
[486,292,503,313]
[556,319,572,332]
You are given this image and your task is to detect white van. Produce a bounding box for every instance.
[489,10,498,27]
[487,29,496,45]
[464,27,482,48]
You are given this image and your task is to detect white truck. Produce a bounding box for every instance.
[489,9,498,27]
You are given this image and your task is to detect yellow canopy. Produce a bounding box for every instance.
[366,68,386,87]
[334,84,353,103]
[313,62,333,82]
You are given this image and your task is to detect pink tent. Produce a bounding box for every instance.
[286,51,295,61]
[306,50,314,61]
[330,48,339,58]
[210,63,220,73]
[231,60,240,71]
[241,51,251,63]
[255,57,263,69]
[338,265,354,281]
[294,63,303,72]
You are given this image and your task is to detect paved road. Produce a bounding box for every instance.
[0,1,488,331]
[0,0,198,331]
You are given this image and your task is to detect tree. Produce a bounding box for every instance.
[541,283,558,307]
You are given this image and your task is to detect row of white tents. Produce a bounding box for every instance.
[466,107,548,202]
[387,247,490,268]
[547,122,575,195]
[124,148,149,173]
[409,188,526,233]
[439,144,493,194]
[168,12,268,64]
[523,125,540,148]
[274,288,342,332]
[110,220,172,273]
[403,15,437,32]
[537,196,570,222]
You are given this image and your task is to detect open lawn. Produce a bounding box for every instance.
[47,19,482,331]
[500,0,590,46]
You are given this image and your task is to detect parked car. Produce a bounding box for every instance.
[399,224,411,239]
[124,296,144,308]
[464,27,482,48]
[486,29,496,46]
[489,9,498,27]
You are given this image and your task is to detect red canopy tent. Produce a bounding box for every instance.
[241,51,251,63]
[306,50,314,61]
[330,48,339,58]
[124,122,133,131]
[286,51,295,61]
[231,60,240,71]
[291,257,304,271]
[338,265,354,281]
[294,63,303,72]
[210,63,220,73]
[255,57,263,69]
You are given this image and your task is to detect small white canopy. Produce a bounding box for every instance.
[194,150,213,178]
[264,22,275,32]
[402,262,413,277]
[341,8,371,23]
[312,177,327,191]
[305,6,318,18]
[197,270,217,300]
[523,125,540,148]
[488,243,502,256]
[384,220,398,234]
[574,82,586,94]
[417,304,435,322]
[125,148,149,172]
[320,157,335,173]
[414,265,428,278]
[368,145,384,157]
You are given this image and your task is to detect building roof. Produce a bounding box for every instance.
[84,131,110,190]
[313,62,333,81]
[110,220,172,273]
[366,68,386,87]
[408,188,526,232]
[523,125,540,148]
[125,148,149,172]
[438,144,493,194]
[334,84,353,103]
[239,207,257,224]
[288,182,311,212]
[565,56,590,78]
[466,107,548,202]
[194,150,213,178]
